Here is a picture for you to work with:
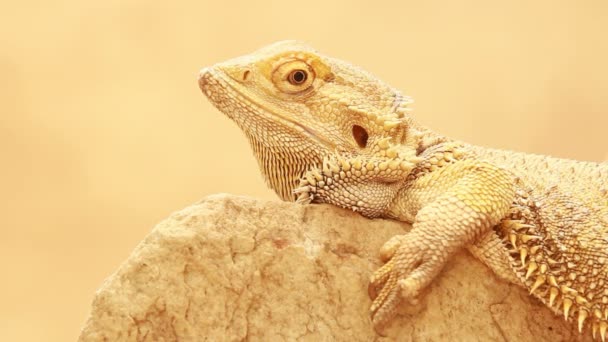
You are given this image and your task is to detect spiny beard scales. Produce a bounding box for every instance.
[247,134,321,202]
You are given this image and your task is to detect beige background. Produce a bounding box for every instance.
[1,1,606,341]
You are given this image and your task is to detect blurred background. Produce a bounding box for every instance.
[1,0,606,340]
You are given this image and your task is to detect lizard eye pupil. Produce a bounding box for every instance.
[352,125,369,148]
[288,70,307,85]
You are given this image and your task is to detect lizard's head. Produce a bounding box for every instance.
[199,40,422,201]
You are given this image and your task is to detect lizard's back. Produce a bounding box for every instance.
[468,145,608,199]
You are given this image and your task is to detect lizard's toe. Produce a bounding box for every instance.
[379,234,407,262]
[398,275,425,301]
[370,280,400,336]
[369,258,397,300]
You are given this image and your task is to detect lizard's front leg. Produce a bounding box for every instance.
[368,161,516,332]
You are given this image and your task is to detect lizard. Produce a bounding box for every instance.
[198,40,608,340]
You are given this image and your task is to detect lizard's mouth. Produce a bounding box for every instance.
[198,67,334,150]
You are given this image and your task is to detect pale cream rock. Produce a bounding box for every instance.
[79,194,586,341]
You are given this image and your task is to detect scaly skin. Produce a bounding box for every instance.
[198,41,608,340]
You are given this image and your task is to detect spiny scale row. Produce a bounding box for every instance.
[504,219,608,341]
[345,95,413,133]
[407,145,465,181]
[374,137,421,162]
[293,154,416,206]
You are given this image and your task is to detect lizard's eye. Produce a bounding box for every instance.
[352,125,369,148]
[272,60,315,94]
[287,70,307,85]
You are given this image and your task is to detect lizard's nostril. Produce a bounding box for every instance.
[198,68,210,88]
[198,67,220,93]
[242,70,250,81]
[198,67,210,78]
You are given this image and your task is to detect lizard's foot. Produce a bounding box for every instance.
[368,233,446,333]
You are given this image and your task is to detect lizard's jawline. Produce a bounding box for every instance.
[201,68,335,150]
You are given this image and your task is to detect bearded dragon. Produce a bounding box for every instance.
[198,41,608,340]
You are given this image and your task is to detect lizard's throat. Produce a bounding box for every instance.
[247,134,321,202]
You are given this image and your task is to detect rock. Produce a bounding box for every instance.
[79,194,586,341]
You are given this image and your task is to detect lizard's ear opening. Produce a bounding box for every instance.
[352,125,369,148]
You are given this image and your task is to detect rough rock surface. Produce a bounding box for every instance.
[79,194,587,341]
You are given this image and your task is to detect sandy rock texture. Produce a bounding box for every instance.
[79,194,587,341]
